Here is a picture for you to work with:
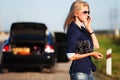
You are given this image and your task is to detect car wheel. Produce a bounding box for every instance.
[48,66,56,73]
[41,63,57,73]
[1,68,9,73]
[42,67,56,73]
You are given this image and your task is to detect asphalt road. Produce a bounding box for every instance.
[0,62,114,80]
[0,62,71,80]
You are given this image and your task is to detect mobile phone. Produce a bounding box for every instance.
[87,16,89,20]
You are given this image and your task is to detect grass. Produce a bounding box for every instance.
[92,34,120,79]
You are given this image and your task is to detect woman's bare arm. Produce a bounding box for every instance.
[69,52,103,60]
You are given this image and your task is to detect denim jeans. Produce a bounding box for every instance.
[70,72,95,80]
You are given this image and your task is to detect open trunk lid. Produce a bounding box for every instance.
[10,22,47,44]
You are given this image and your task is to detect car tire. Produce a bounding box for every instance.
[42,59,57,73]
[1,68,9,73]
[42,66,56,73]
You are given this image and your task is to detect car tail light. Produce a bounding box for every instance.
[45,44,54,53]
[3,45,10,52]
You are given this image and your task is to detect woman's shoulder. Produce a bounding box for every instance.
[68,22,80,32]
[67,23,82,38]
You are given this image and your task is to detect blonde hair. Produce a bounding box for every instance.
[63,0,89,30]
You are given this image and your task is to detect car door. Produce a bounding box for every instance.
[54,32,69,62]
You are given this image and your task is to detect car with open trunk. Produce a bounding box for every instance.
[1,22,56,72]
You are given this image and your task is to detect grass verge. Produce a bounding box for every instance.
[93,34,120,79]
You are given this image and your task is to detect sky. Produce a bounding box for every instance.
[0,0,120,32]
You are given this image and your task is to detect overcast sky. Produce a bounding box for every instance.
[0,0,120,32]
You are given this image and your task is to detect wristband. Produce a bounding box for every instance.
[90,32,94,35]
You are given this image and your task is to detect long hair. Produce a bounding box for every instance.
[63,0,89,31]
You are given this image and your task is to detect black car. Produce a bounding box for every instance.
[1,22,56,72]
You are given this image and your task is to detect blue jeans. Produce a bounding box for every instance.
[70,72,95,80]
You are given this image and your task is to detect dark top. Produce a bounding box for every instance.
[66,22,96,74]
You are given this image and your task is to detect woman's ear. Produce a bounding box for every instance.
[74,11,79,17]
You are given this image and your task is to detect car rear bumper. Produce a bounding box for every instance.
[1,52,56,68]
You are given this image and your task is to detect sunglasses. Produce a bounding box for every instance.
[83,11,90,14]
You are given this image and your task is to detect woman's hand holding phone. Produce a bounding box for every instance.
[83,16,93,33]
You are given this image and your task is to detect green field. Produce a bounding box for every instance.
[93,34,120,80]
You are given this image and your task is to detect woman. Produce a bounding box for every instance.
[64,0,103,80]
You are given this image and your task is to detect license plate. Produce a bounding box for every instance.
[12,47,30,55]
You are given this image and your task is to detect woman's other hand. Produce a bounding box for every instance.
[91,52,103,59]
